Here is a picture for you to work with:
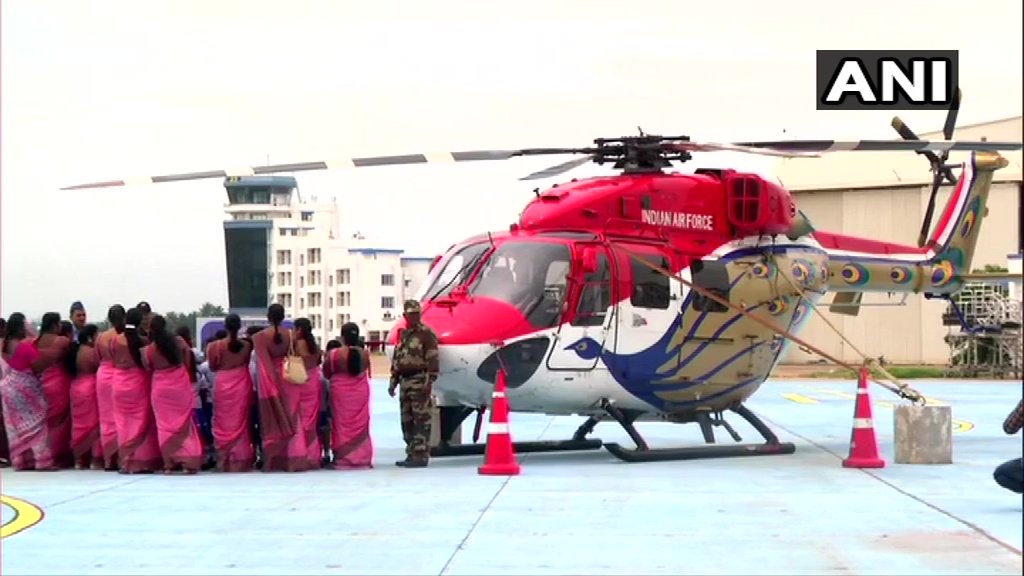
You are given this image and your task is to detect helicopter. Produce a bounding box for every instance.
[62,94,1023,463]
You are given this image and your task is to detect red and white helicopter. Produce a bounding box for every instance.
[64,97,1022,462]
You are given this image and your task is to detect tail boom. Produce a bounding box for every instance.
[815,151,1007,296]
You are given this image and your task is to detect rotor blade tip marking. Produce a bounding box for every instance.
[424,152,456,164]
[124,176,155,187]
[224,167,256,177]
[326,158,356,169]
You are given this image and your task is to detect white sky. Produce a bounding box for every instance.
[2,0,1022,318]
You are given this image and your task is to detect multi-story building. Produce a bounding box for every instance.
[221,175,434,346]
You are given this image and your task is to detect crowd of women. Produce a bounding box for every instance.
[0,303,375,474]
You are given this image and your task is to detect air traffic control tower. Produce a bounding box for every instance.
[221,175,298,317]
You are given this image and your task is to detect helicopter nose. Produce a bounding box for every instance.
[422,296,538,346]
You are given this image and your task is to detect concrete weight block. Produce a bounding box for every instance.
[894,404,953,464]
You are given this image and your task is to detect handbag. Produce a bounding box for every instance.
[283,336,308,385]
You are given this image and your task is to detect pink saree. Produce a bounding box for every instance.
[213,365,255,472]
[70,367,103,469]
[110,358,162,474]
[95,359,119,469]
[328,349,374,468]
[0,355,10,464]
[40,364,73,468]
[1,341,54,470]
[148,348,204,472]
[299,365,324,468]
[254,353,308,472]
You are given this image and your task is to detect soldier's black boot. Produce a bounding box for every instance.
[395,457,428,468]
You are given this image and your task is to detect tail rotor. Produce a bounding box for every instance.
[890,88,963,248]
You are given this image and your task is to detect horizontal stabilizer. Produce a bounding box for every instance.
[829,292,863,316]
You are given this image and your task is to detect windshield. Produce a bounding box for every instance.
[422,241,491,300]
[470,240,572,329]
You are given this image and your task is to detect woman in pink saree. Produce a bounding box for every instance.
[110,307,162,474]
[143,315,203,474]
[0,317,10,467]
[252,303,309,472]
[208,313,255,472]
[34,312,74,468]
[323,322,374,469]
[294,318,324,469]
[1,313,58,471]
[67,324,103,469]
[94,305,125,470]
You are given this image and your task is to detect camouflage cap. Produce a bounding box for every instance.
[403,299,422,314]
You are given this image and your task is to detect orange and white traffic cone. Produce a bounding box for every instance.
[842,365,886,469]
[478,369,521,476]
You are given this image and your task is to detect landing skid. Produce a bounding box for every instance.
[431,439,603,458]
[429,406,605,459]
[601,401,796,463]
[429,402,795,464]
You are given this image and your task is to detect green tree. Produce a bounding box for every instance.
[162,303,227,339]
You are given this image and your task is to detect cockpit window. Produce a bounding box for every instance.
[422,242,491,300]
[471,241,572,329]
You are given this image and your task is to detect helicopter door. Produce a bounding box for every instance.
[545,243,615,371]
[615,243,681,358]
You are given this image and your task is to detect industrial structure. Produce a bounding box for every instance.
[774,116,1023,366]
[220,175,433,346]
[941,254,1022,379]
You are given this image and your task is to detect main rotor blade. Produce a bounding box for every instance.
[668,141,820,158]
[519,156,594,181]
[731,139,1023,153]
[60,148,586,190]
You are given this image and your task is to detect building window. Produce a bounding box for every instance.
[277,293,293,308]
[337,291,350,306]
[329,297,334,308]
[336,269,350,284]
[300,254,305,266]
[381,274,395,286]
[307,248,321,264]
[630,252,670,310]
[276,250,291,266]
[329,318,334,332]
[300,297,305,309]
[301,211,313,222]
[381,296,395,309]
[307,292,322,308]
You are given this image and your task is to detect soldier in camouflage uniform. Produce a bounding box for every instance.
[389,299,439,468]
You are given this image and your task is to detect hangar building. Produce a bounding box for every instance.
[775,116,1023,365]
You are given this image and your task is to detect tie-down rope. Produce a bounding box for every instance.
[617,245,925,405]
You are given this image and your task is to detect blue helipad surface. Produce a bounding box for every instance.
[2,378,1022,575]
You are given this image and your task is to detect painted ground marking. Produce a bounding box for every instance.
[1,495,45,539]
